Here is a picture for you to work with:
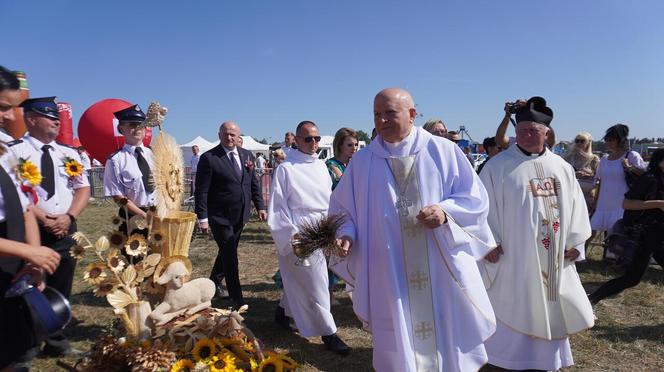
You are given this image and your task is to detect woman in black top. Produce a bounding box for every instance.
[589,148,664,305]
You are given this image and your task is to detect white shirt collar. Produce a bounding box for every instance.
[26,135,55,150]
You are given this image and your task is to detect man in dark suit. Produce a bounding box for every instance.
[195,121,267,308]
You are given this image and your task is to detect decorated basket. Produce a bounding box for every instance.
[152,211,196,258]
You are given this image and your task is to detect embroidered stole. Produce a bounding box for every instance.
[388,156,439,372]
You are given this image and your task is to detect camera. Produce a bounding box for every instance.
[505,101,522,114]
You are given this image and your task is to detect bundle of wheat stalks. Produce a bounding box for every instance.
[292,214,346,259]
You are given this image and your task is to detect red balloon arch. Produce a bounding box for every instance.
[78,99,152,162]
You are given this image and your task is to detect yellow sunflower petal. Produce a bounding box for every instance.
[192,338,217,362]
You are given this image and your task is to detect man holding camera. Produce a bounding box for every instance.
[479,97,594,371]
[496,99,556,150]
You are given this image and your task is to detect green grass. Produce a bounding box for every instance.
[31,203,664,371]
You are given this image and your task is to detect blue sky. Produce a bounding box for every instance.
[3,0,663,144]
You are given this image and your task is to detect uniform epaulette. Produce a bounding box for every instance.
[6,139,23,147]
[107,149,122,159]
[56,142,77,149]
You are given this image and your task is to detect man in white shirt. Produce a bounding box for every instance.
[190,145,200,173]
[268,120,349,356]
[8,96,90,358]
[330,88,496,371]
[281,131,296,158]
[104,104,156,234]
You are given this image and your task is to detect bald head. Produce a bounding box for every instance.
[373,88,417,143]
[374,88,415,108]
[219,121,241,149]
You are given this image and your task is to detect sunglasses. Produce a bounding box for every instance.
[575,139,587,143]
[299,136,321,143]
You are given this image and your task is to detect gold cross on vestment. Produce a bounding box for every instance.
[409,270,429,291]
[414,321,434,340]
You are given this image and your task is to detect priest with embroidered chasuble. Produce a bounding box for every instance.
[329,88,497,371]
[479,97,595,371]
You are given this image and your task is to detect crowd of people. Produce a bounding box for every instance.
[1,63,664,371]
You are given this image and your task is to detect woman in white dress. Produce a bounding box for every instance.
[590,124,646,257]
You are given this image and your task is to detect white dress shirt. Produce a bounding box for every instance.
[7,135,89,215]
[103,143,156,207]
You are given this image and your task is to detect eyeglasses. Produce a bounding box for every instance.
[298,136,321,143]
[575,139,587,143]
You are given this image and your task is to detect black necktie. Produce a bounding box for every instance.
[135,147,154,193]
[41,144,55,200]
[0,166,25,241]
[230,151,242,179]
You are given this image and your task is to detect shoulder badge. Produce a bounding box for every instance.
[107,149,122,160]
[6,139,23,147]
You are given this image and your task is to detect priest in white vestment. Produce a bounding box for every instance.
[330,88,497,372]
[479,97,594,371]
[267,120,350,355]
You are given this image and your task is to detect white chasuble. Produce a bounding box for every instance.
[267,150,337,337]
[479,145,594,370]
[330,127,497,372]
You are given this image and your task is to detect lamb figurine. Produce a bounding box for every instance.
[149,259,216,326]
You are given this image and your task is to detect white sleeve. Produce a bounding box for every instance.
[103,158,123,197]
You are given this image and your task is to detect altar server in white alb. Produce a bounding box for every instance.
[267,120,350,356]
[479,97,594,371]
[330,88,497,371]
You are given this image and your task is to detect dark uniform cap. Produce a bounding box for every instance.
[113,104,146,123]
[20,96,60,120]
[515,96,554,126]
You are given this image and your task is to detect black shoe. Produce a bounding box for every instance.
[322,333,350,356]
[274,306,296,331]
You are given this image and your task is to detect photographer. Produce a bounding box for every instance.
[589,148,664,306]
[496,99,556,149]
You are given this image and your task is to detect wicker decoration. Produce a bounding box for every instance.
[151,211,196,258]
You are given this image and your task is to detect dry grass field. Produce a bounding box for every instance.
[32,202,664,371]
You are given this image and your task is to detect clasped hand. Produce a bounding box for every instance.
[43,214,71,238]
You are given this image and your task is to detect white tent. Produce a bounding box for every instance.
[209,136,270,158]
[180,136,215,169]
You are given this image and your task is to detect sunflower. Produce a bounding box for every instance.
[170,358,195,372]
[207,352,237,372]
[257,356,283,372]
[63,157,84,177]
[108,231,127,249]
[19,159,42,186]
[192,338,217,362]
[84,262,108,285]
[107,249,127,273]
[93,279,118,297]
[125,234,148,257]
[70,244,86,259]
[149,230,165,248]
[111,215,125,226]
